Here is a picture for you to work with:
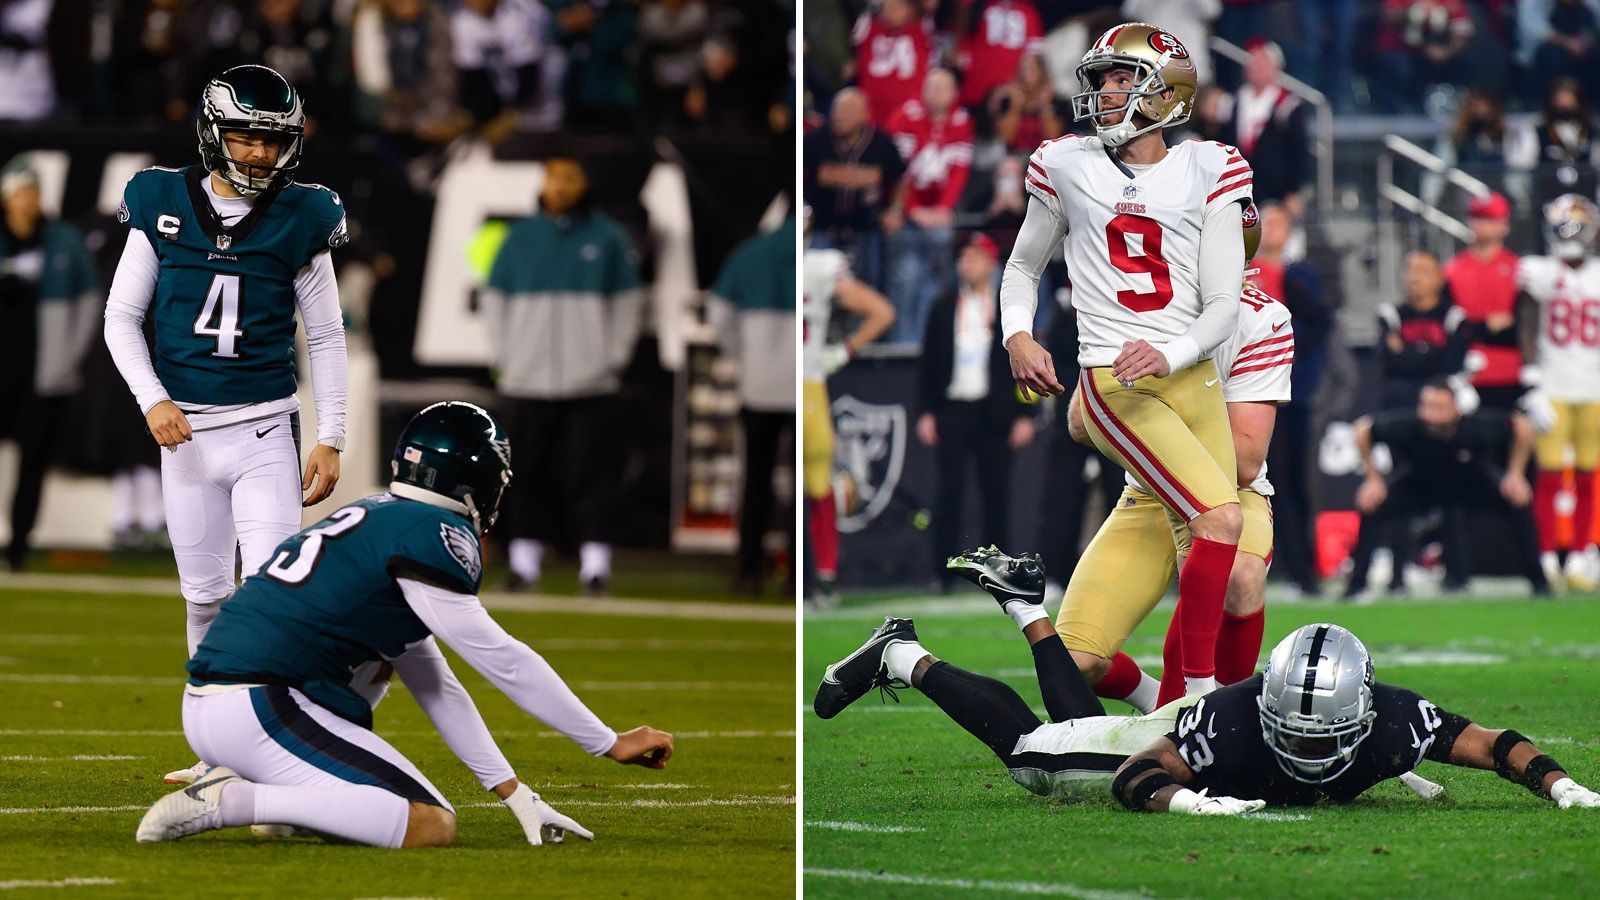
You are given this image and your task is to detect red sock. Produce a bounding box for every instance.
[1535,470,1563,553]
[1156,605,1184,707]
[808,493,839,579]
[1175,537,1236,677]
[1216,609,1265,684]
[1095,651,1146,700]
[1574,471,1595,549]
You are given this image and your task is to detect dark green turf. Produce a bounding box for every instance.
[0,588,795,897]
[804,596,1600,898]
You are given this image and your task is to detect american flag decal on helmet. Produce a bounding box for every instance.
[404,446,422,463]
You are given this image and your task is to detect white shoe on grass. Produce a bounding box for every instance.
[162,760,211,786]
[136,766,245,843]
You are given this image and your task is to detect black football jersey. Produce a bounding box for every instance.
[1165,675,1462,806]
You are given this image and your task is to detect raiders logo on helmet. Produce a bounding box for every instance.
[1148,31,1188,59]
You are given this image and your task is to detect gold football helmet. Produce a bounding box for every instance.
[1544,193,1598,261]
[1241,202,1262,285]
[1071,22,1199,147]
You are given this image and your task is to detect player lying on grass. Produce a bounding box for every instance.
[813,547,1600,813]
[136,402,674,847]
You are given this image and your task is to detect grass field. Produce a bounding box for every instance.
[804,592,1600,898]
[0,578,795,898]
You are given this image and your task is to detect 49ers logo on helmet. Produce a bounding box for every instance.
[1148,31,1188,58]
[1242,203,1260,228]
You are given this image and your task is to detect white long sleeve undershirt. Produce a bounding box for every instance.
[390,635,519,791]
[998,196,1246,373]
[397,577,618,758]
[102,215,348,443]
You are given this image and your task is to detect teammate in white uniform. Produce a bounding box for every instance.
[999,22,1249,705]
[1517,193,1600,590]
[800,222,895,605]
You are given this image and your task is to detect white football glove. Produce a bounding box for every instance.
[502,784,595,845]
[1551,777,1600,809]
[820,343,851,376]
[1519,387,1558,434]
[1167,787,1266,816]
[1447,373,1480,415]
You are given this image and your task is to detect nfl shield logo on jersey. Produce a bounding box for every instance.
[1122,183,1139,200]
[215,234,232,251]
[829,395,906,535]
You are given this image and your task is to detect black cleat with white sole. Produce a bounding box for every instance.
[813,616,919,719]
[946,545,1045,608]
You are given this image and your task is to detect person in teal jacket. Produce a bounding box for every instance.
[482,155,644,594]
[0,156,101,570]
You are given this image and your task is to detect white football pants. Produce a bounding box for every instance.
[161,413,302,608]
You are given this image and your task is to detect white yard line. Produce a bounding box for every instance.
[0,805,146,815]
[0,879,120,891]
[0,572,793,623]
[0,674,178,686]
[0,755,140,761]
[805,820,924,833]
[804,868,1150,899]
[461,795,794,810]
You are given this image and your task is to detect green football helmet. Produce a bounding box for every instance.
[197,64,306,197]
[390,402,512,533]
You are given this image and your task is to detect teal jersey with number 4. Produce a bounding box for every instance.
[187,494,482,727]
[119,165,347,405]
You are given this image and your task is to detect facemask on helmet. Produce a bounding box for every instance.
[1257,623,1378,784]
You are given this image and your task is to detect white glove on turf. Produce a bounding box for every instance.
[1167,787,1266,816]
[1551,777,1600,809]
[502,784,596,844]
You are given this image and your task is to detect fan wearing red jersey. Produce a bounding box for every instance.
[999,22,1250,704]
[852,0,932,125]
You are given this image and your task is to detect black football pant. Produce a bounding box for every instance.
[502,396,614,546]
[5,393,65,568]
[737,409,793,580]
[917,633,1106,767]
[931,402,1012,584]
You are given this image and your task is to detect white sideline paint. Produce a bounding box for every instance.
[804,867,1147,899]
[0,572,794,623]
[1246,812,1314,821]
[0,879,120,891]
[805,820,924,833]
[0,749,138,755]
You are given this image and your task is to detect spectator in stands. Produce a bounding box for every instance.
[916,234,1035,591]
[1370,0,1474,113]
[225,0,346,125]
[0,157,101,570]
[1120,0,1220,85]
[1531,0,1600,102]
[0,0,59,120]
[1377,250,1470,411]
[1445,192,1523,412]
[483,156,645,594]
[684,34,765,132]
[1343,379,1547,598]
[990,53,1065,154]
[114,0,223,124]
[450,0,552,141]
[1222,40,1310,211]
[1254,202,1330,596]
[1180,83,1230,145]
[1033,2,1120,98]
[884,67,973,342]
[550,0,640,130]
[708,216,796,595]
[1510,77,1600,204]
[852,0,930,125]
[639,0,710,129]
[1292,0,1358,112]
[1438,88,1511,180]
[955,0,1045,113]
[804,87,906,292]
[1212,0,1277,86]
[349,0,461,146]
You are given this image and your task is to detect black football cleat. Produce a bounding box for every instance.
[813,616,919,719]
[946,545,1046,608]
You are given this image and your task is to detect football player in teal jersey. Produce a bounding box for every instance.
[136,402,675,848]
[103,66,350,784]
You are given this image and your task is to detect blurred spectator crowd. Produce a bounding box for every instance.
[0,0,795,147]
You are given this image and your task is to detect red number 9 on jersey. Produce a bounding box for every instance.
[1106,214,1174,313]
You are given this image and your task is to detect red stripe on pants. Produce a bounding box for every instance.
[809,494,839,578]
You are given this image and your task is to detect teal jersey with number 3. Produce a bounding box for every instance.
[119,165,347,405]
[187,494,482,726]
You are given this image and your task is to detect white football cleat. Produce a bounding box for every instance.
[1542,551,1565,594]
[162,760,212,786]
[1565,548,1598,592]
[136,766,246,843]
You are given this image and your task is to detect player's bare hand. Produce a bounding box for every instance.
[1500,472,1532,507]
[1111,340,1170,385]
[1006,332,1063,396]
[916,413,938,447]
[1008,416,1035,450]
[302,444,341,507]
[145,400,193,450]
[1356,476,1388,514]
[607,726,674,769]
